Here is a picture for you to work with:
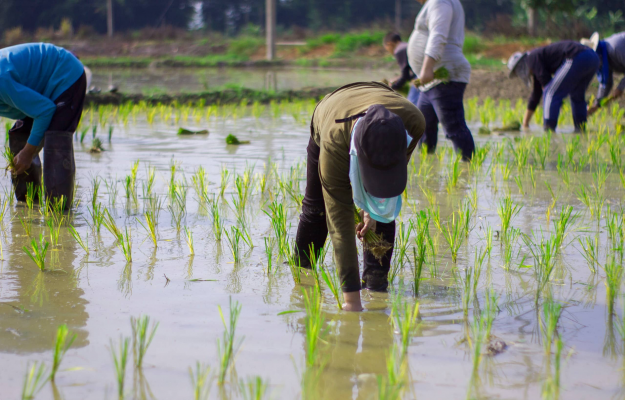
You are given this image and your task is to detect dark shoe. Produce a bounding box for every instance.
[43,131,75,210]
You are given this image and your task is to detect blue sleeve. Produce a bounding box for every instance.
[596,41,612,106]
[0,77,56,146]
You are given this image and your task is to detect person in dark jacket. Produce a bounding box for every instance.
[383,33,419,105]
[581,32,625,115]
[508,41,600,132]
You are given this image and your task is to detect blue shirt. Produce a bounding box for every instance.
[0,43,84,146]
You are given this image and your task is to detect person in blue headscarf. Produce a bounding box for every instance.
[582,32,625,116]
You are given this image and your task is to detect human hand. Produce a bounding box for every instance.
[342,291,363,312]
[356,211,376,241]
[614,88,623,99]
[418,66,435,86]
[587,104,599,116]
[13,145,36,176]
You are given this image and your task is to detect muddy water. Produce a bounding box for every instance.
[0,107,623,400]
[90,67,396,94]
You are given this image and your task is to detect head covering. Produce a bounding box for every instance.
[507,52,531,88]
[581,32,600,51]
[352,104,408,198]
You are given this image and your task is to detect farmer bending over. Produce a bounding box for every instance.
[508,41,599,132]
[0,43,85,208]
[294,82,425,311]
[383,32,419,106]
[582,32,625,116]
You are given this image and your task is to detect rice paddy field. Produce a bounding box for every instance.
[1,94,625,400]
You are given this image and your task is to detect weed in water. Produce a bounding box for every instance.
[217,297,244,385]
[21,361,49,400]
[50,324,76,381]
[110,336,130,399]
[23,233,49,271]
[131,315,159,368]
[189,362,211,400]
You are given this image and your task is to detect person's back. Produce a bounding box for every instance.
[605,32,625,73]
[407,0,470,83]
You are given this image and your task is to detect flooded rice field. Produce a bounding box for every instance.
[89,67,395,94]
[1,97,625,400]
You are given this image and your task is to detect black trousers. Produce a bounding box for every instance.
[294,137,396,292]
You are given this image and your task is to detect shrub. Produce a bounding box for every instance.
[463,33,484,54]
[335,31,385,53]
[228,36,263,57]
[4,26,23,45]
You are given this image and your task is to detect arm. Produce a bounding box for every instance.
[421,0,452,85]
[522,109,534,129]
[318,139,363,310]
[526,75,542,122]
[392,65,414,90]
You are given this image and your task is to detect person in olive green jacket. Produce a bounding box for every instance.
[295,82,425,311]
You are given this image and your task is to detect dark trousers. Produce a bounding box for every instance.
[543,49,600,131]
[294,137,396,292]
[416,81,475,160]
[9,72,86,202]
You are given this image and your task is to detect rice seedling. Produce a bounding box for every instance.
[137,211,158,248]
[50,324,76,381]
[184,226,195,255]
[540,298,562,356]
[131,315,159,368]
[143,166,156,198]
[23,233,49,271]
[220,166,230,197]
[105,179,118,206]
[283,240,302,284]
[501,228,522,270]
[224,226,243,263]
[116,227,133,263]
[393,220,414,269]
[191,166,208,199]
[21,361,49,400]
[468,288,497,379]
[604,256,624,316]
[217,297,243,385]
[446,154,462,193]
[110,336,130,399]
[303,289,326,368]
[390,292,420,356]
[189,362,212,400]
[412,212,430,296]
[167,191,186,233]
[45,215,64,247]
[240,376,270,400]
[103,208,121,239]
[210,197,223,241]
[497,195,522,238]
[376,344,407,400]
[578,235,599,273]
[523,233,558,304]
[69,225,89,254]
[552,205,578,251]
[19,212,32,237]
[441,212,465,263]
[25,182,36,209]
[534,133,551,169]
[264,201,288,256]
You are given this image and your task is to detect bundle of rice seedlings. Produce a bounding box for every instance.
[492,121,521,132]
[178,128,209,135]
[89,138,105,153]
[412,67,450,88]
[225,134,250,145]
[354,206,392,264]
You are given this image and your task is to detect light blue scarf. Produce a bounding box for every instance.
[349,118,411,223]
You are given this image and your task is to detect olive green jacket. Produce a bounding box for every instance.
[310,82,425,291]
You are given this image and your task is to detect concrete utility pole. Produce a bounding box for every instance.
[107,0,114,38]
[266,0,276,60]
[395,0,401,33]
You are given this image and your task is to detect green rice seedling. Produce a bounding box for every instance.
[240,376,270,400]
[103,208,121,239]
[21,361,49,400]
[116,227,133,263]
[50,324,76,381]
[217,297,243,385]
[0,195,9,223]
[45,216,63,247]
[376,344,407,400]
[459,200,473,236]
[552,205,578,251]
[264,201,288,256]
[393,220,414,269]
[189,362,211,400]
[79,126,88,144]
[192,166,208,200]
[131,315,158,369]
[307,243,329,294]
[92,125,97,138]
[263,237,274,274]
[130,160,140,186]
[23,233,49,271]
[412,211,430,296]
[441,212,465,263]
[534,133,551,169]
[137,211,158,248]
[523,233,558,304]
[108,126,113,142]
[514,175,524,194]
[105,179,118,206]
[528,166,536,188]
[428,206,442,232]
[604,257,624,316]
[2,146,16,177]
[110,336,130,399]
[91,177,100,208]
[468,289,497,378]
[210,197,223,241]
[540,298,562,356]
[303,289,326,368]
[220,166,230,197]
[497,195,522,238]
[143,166,156,199]
[25,182,36,209]
[68,225,89,255]
[390,292,420,356]
[87,203,105,234]
[320,263,343,310]
[445,154,462,193]
[19,213,32,237]
[167,192,186,233]
[592,162,609,193]
[502,228,522,270]
[184,226,195,255]
[508,137,533,169]
[578,235,599,273]
[224,226,243,263]
[284,240,302,284]
[500,161,512,181]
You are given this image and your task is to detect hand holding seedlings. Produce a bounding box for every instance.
[355,209,376,241]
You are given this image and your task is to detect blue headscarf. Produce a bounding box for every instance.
[596,40,609,87]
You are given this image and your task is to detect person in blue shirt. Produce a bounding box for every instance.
[0,43,86,206]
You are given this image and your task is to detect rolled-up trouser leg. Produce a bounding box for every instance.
[8,119,42,202]
[43,131,75,210]
[294,137,329,268]
[362,220,396,292]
